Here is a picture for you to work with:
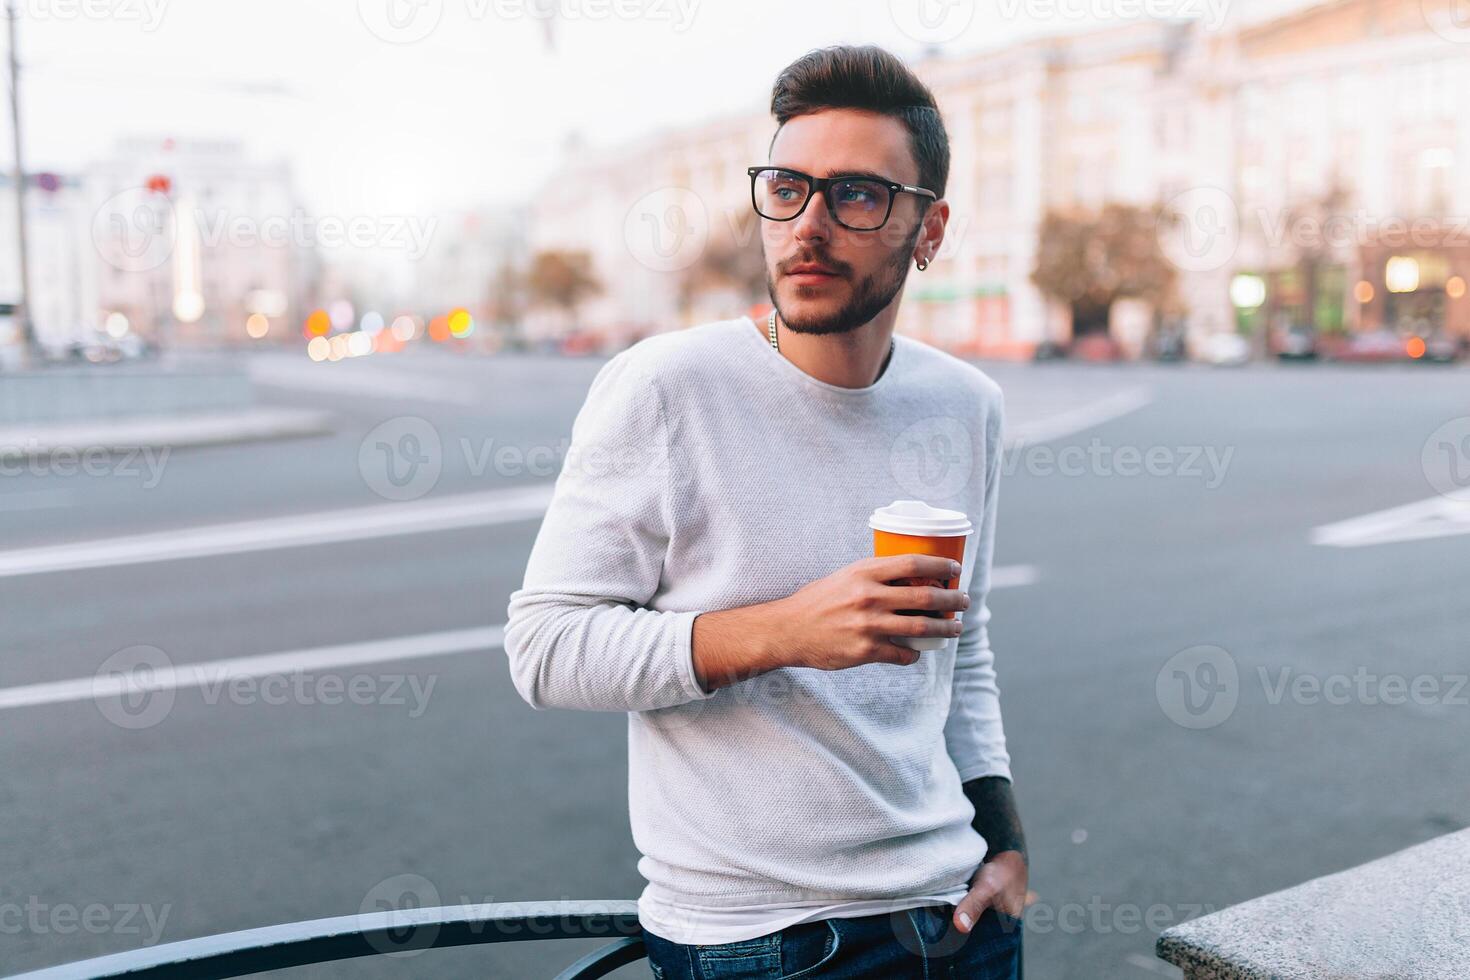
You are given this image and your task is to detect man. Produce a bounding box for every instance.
[505,44,1027,979]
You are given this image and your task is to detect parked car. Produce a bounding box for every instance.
[40,340,107,364]
[37,331,160,365]
[1148,325,1188,362]
[1274,327,1318,361]
[1200,332,1251,367]
[559,331,604,356]
[1069,334,1124,362]
[1408,331,1463,364]
[1031,339,1069,362]
[1332,329,1408,363]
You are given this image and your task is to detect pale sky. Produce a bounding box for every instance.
[16,0,1312,217]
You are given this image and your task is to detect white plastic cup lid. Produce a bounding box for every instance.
[868,499,973,537]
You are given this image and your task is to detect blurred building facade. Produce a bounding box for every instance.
[524,122,771,345]
[415,205,529,349]
[0,172,99,350]
[530,0,1470,357]
[86,137,310,348]
[1223,0,1470,349]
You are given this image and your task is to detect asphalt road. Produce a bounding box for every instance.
[1,349,1466,979]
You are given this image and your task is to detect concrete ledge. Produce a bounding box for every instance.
[1158,829,1470,979]
[0,362,254,424]
[0,407,336,459]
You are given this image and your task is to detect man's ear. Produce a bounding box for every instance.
[919,198,950,262]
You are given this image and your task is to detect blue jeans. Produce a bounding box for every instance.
[640,903,1023,979]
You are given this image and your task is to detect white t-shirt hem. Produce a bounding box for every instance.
[638,887,971,946]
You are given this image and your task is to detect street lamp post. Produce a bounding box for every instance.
[6,0,38,369]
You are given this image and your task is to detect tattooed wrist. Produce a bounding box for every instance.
[962,775,1028,867]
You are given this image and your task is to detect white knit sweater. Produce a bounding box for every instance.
[504,315,1012,944]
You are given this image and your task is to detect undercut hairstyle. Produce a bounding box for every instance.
[769,44,950,199]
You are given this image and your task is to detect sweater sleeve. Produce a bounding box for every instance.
[943,384,1013,783]
[503,351,715,712]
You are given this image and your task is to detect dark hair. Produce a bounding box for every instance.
[769,44,949,199]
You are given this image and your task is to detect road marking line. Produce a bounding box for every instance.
[1005,387,1154,447]
[0,566,1039,712]
[0,481,1043,584]
[0,407,332,459]
[0,626,504,713]
[0,484,555,578]
[1312,496,1470,548]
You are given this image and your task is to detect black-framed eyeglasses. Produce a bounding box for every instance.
[747,166,937,231]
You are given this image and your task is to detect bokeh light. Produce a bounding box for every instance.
[327,299,354,331]
[1385,256,1420,294]
[173,291,204,323]
[1229,274,1266,310]
[448,307,474,338]
[390,315,418,341]
[305,309,331,337]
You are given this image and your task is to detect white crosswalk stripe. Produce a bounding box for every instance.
[0,485,554,578]
[0,626,503,713]
[1312,495,1470,548]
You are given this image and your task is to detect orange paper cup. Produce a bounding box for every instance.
[869,500,973,651]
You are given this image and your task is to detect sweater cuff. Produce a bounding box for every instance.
[672,609,717,703]
[955,760,1013,784]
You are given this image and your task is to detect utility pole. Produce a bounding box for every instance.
[6,0,36,369]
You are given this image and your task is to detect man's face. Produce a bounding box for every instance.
[759,108,943,337]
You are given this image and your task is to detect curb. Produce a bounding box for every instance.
[0,407,336,460]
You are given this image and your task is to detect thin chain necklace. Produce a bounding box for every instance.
[767,308,895,378]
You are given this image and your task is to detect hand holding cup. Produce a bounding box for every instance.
[869,500,973,652]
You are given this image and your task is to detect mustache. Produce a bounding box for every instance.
[778,252,850,277]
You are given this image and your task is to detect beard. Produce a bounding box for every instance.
[766,225,922,337]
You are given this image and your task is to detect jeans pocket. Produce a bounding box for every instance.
[985,907,1024,942]
[696,933,782,979]
[777,918,840,979]
[944,908,1023,980]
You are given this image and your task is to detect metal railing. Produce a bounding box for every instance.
[5,901,646,980]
